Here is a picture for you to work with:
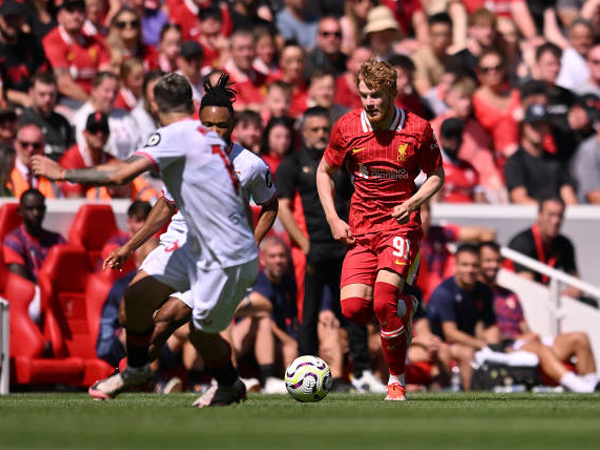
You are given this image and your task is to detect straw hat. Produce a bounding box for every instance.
[363,6,400,35]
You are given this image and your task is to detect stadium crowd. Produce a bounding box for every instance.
[2,0,600,394]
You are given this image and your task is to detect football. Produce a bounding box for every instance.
[284,355,332,402]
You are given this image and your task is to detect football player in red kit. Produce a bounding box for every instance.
[316,58,445,401]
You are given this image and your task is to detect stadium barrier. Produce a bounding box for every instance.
[498,248,600,375]
[0,297,8,395]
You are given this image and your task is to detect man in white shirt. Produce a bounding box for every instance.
[31,73,258,407]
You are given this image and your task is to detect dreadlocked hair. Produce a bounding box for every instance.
[200,73,237,115]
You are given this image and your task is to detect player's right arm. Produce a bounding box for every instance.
[103,196,176,270]
[31,154,153,186]
[316,157,354,244]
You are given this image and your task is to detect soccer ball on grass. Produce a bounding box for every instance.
[284,355,332,402]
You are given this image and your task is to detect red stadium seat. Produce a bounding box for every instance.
[68,204,122,268]
[0,203,21,241]
[0,247,84,386]
[38,245,114,386]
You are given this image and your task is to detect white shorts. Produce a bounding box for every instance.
[512,335,555,351]
[141,242,258,333]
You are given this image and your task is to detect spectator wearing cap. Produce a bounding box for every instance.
[504,103,577,205]
[169,0,232,42]
[276,0,319,51]
[223,29,267,111]
[305,17,347,78]
[437,118,486,204]
[0,108,17,146]
[72,71,141,160]
[7,124,60,199]
[19,72,75,162]
[362,5,400,61]
[0,0,49,108]
[556,18,595,92]
[574,43,600,98]
[571,94,600,204]
[58,111,114,198]
[42,0,111,105]
[412,13,453,97]
[176,40,204,102]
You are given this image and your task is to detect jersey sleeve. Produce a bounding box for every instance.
[161,185,176,205]
[135,130,183,173]
[42,34,68,69]
[417,122,443,175]
[323,119,348,169]
[2,233,25,266]
[249,160,276,204]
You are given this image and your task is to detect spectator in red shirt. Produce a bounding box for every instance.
[59,111,114,197]
[431,77,506,203]
[306,69,348,122]
[106,7,159,72]
[253,26,279,78]
[158,24,182,73]
[3,188,66,323]
[0,0,49,108]
[262,80,292,124]
[223,29,267,111]
[170,0,232,41]
[388,54,426,118]
[273,41,309,118]
[335,46,373,111]
[42,0,111,104]
[114,58,144,111]
[260,116,295,176]
[197,6,228,75]
[437,118,486,203]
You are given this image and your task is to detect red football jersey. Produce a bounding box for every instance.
[42,27,110,94]
[324,107,442,236]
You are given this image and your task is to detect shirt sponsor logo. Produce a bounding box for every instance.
[356,164,409,180]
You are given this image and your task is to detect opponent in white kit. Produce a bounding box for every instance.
[103,74,278,369]
[32,73,260,407]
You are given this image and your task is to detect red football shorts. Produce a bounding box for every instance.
[341,230,421,288]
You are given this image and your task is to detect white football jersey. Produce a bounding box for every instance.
[137,120,257,269]
[160,142,276,248]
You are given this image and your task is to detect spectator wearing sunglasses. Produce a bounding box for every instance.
[107,7,159,73]
[305,17,347,78]
[6,124,60,199]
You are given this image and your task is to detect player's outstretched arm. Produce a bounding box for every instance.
[103,197,176,271]
[31,154,153,186]
[253,194,278,245]
[392,166,445,224]
[316,158,354,244]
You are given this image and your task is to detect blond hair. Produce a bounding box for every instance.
[354,57,397,94]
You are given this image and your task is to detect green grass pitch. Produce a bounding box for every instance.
[1,393,600,449]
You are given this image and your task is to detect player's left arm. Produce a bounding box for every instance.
[253,194,278,245]
[392,165,445,224]
[30,154,153,186]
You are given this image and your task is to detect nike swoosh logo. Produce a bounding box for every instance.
[352,147,365,154]
[394,260,407,265]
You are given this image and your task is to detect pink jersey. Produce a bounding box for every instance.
[324,107,442,237]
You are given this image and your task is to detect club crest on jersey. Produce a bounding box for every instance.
[145,133,161,147]
[397,143,408,161]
